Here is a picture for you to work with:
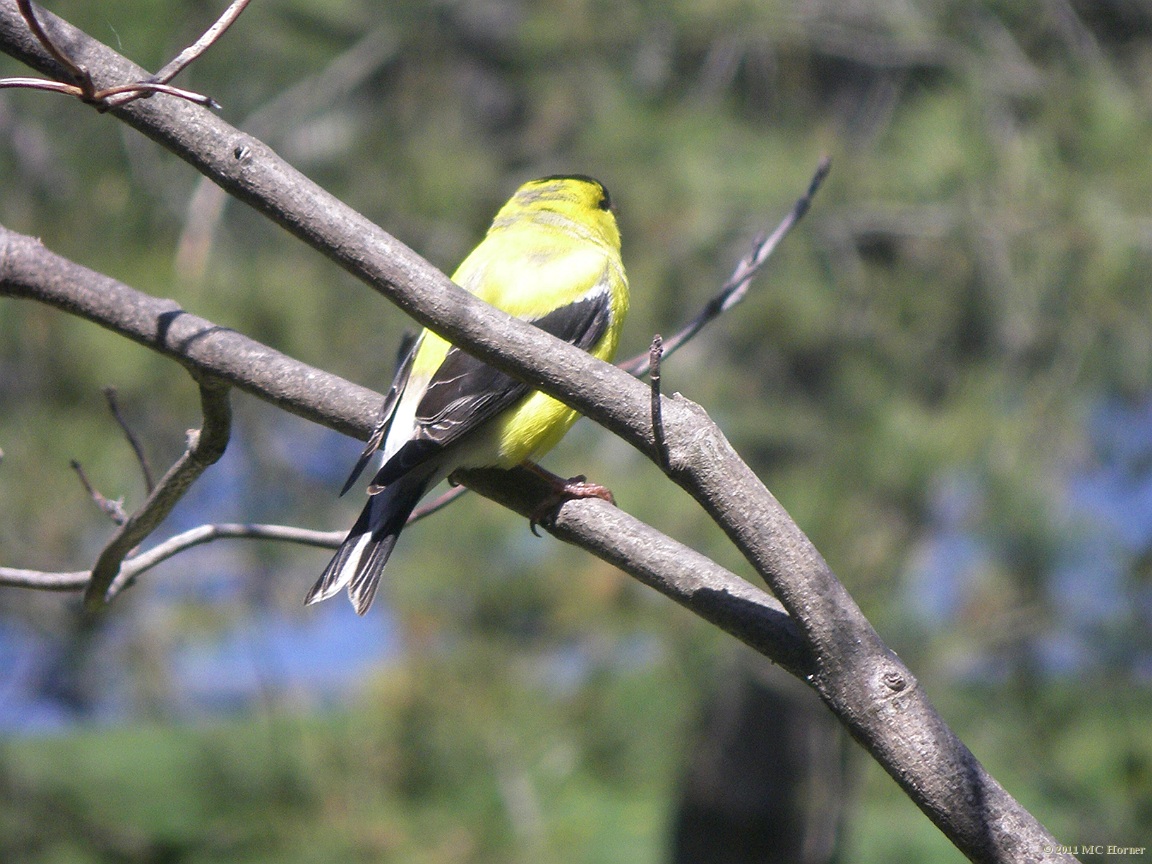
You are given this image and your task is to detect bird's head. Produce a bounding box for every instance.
[491,175,621,251]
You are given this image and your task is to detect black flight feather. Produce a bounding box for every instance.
[367,289,612,491]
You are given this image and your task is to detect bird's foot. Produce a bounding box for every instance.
[524,464,615,536]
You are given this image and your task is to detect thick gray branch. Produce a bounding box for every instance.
[0,228,811,679]
[458,466,812,680]
[0,227,379,438]
[0,0,650,454]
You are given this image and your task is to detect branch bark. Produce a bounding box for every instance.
[0,4,1070,861]
[0,224,810,678]
[0,227,380,438]
[84,378,232,609]
[0,523,344,592]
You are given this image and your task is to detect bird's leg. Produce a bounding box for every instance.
[522,461,615,536]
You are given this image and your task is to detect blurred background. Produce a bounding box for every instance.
[2,0,1151,860]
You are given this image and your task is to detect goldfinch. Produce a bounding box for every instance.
[307,175,629,614]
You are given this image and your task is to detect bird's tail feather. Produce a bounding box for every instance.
[306,472,430,615]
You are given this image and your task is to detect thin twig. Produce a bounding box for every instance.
[0,75,218,108]
[69,459,127,525]
[335,464,468,534]
[619,156,832,377]
[0,566,90,591]
[0,482,572,593]
[103,387,155,493]
[15,0,91,92]
[0,76,81,95]
[146,0,252,86]
[96,81,220,110]
[408,484,468,523]
[649,335,669,470]
[1,0,222,110]
[83,378,233,610]
[0,523,344,593]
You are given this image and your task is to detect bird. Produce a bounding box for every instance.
[307,175,629,615]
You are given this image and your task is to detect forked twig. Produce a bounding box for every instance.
[0,75,217,108]
[95,81,219,110]
[0,523,344,592]
[0,0,245,110]
[67,388,159,524]
[175,24,399,280]
[83,378,233,610]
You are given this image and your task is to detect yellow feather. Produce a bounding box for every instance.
[409,175,628,467]
[312,175,629,613]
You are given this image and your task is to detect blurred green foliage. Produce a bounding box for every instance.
[3,0,1152,860]
[2,678,1150,862]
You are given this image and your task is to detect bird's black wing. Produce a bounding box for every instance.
[368,289,612,489]
[339,331,420,496]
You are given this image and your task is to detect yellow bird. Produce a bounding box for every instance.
[308,175,629,614]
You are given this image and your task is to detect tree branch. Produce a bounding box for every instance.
[0,5,1066,859]
[0,0,221,108]
[619,156,832,377]
[0,227,380,439]
[142,0,252,93]
[0,228,811,677]
[102,386,156,493]
[458,466,812,679]
[0,523,344,592]
[84,377,232,610]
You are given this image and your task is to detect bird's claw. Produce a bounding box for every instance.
[529,475,615,536]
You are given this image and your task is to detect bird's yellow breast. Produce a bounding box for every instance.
[407,174,628,470]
